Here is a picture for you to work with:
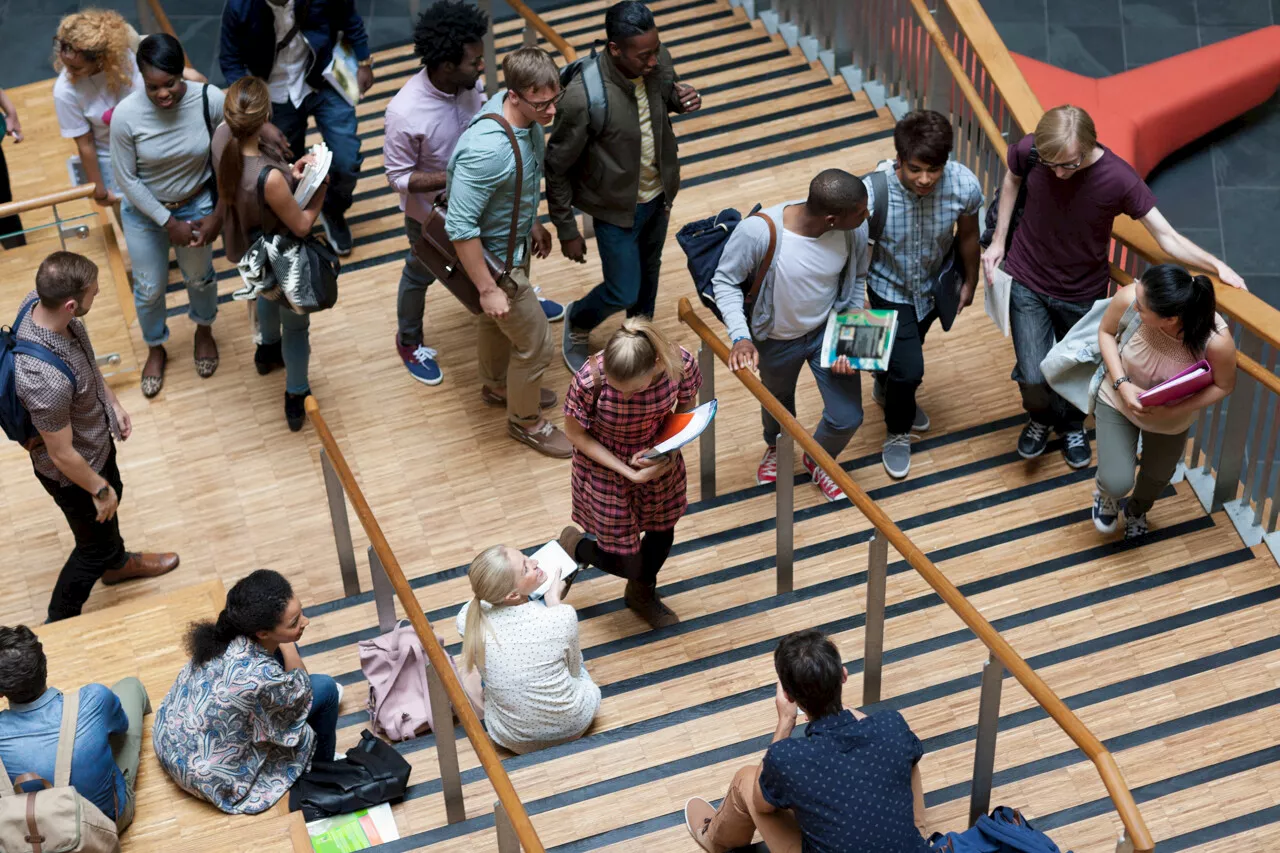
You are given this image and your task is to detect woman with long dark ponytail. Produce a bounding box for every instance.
[151,570,340,814]
[1092,264,1236,538]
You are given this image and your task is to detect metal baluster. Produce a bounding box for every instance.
[479,0,498,95]
[495,800,521,853]
[426,665,466,823]
[367,546,398,634]
[1213,331,1263,510]
[698,343,717,500]
[1240,347,1276,520]
[969,655,1004,826]
[775,432,795,594]
[862,532,889,706]
[321,450,361,597]
[1115,830,1135,853]
[1258,395,1280,529]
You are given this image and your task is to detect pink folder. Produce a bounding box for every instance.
[1137,359,1213,406]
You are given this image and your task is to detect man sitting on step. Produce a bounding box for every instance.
[685,630,930,853]
[0,625,149,832]
[714,169,870,503]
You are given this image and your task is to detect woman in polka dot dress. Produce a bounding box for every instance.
[560,318,702,629]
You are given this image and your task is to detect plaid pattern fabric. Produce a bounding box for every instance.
[564,347,701,554]
[863,161,983,319]
[13,292,119,485]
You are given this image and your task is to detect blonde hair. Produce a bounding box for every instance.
[460,545,518,673]
[1034,105,1097,163]
[502,46,560,94]
[603,317,681,384]
[53,10,140,95]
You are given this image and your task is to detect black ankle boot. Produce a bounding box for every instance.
[255,341,285,376]
[285,390,309,432]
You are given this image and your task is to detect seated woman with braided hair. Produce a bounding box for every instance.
[151,570,340,814]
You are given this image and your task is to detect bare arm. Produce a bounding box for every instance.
[74,133,113,201]
[1140,207,1246,289]
[39,425,110,495]
[956,212,981,313]
[981,169,1021,281]
[564,417,668,484]
[1159,328,1237,419]
[279,642,306,672]
[0,88,20,141]
[912,763,927,836]
[407,170,447,194]
[1098,285,1136,392]
[264,169,325,238]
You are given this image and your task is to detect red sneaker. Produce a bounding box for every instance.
[803,454,845,502]
[756,446,778,484]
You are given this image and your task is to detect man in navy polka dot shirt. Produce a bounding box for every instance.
[685,630,932,852]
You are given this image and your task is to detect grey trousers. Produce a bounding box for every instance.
[109,676,149,832]
[1094,400,1189,518]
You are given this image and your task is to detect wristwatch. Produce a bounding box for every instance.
[95,484,110,501]
[357,58,374,68]
[1113,375,1131,391]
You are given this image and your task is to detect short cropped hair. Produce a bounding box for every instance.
[413,0,489,71]
[35,251,98,310]
[1035,104,1097,163]
[605,1,657,45]
[774,630,845,720]
[894,109,954,168]
[0,626,48,705]
[503,46,560,94]
[807,169,867,218]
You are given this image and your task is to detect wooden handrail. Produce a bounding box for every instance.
[141,0,194,68]
[678,297,1155,853]
[304,397,547,853]
[505,0,579,62]
[0,185,95,220]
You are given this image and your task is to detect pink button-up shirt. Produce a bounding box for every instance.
[383,70,487,223]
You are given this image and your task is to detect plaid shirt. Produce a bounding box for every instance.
[863,160,983,318]
[13,292,120,485]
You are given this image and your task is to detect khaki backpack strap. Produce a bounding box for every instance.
[53,689,80,789]
[745,211,777,306]
[474,113,524,275]
[588,354,604,409]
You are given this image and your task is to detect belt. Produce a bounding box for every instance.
[160,187,206,210]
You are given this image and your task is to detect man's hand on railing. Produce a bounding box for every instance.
[1214,260,1247,290]
[729,338,759,372]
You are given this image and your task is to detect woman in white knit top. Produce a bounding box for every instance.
[456,545,600,754]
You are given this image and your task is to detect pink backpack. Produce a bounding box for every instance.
[358,620,457,741]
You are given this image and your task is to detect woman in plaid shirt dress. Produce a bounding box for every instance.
[561,319,701,629]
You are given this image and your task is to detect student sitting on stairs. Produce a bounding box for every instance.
[685,630,931,853]
[0,625,149,832]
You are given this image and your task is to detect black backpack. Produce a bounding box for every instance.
[0,299,75,447]
[559,48,608,137]
[980,145,1040,252]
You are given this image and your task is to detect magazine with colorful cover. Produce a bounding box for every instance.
[323,40,362,107]
[818,308,899,371]
[307,803,399,852]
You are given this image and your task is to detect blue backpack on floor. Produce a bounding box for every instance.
[929,806,1069,853]
[0,299,75,446]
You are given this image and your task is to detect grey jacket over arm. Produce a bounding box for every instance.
[710,200,871,343]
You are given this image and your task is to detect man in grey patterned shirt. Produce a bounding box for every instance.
[14,252,179,622]
[863,111,983,479]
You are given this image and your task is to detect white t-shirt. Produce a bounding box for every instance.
[267,0,315,108]
[456,599,600,755]
[52,51,145,158]
[768,226,850,341]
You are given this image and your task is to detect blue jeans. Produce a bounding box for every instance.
[308,673,341,762]
[569,195,669,331]
[256,296,311,394]
[1009,278,1094,431]
[121,189,218,347]
[757,326,864,458]
[270,85,363,220]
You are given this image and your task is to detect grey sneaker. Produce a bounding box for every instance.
[1124,512,1149,540]
[870,375,929,431]
[562,303,590,373]
[1092,488,1121,534]
[882,433,913,479]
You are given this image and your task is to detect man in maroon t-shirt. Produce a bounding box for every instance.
[983,105,1244,467]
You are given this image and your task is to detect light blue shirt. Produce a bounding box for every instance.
[0,686,128,820]
[444,92,545,266]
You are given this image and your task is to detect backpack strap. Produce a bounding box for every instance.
[868,169,889,243]
[588,353,604,410]
[582,50,608,136]
[11,299,76,390]
[53,688,80,789]
[473,113,523,275]
[744,211,777,307]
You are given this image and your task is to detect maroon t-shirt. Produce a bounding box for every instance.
[1004,134,1156,302]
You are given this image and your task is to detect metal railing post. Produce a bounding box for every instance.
[523,22,537,46]
[367,546,398,634]
[425,664,466,823]
[969,654,1004,826]
[698,343,717,500]
[495,799,521,853]
[480,0,499,95]
[321,450,361,597]
[775,431,794,594]
[1115,831,1135,853]
[1212,332,1262,511]
[862,531,889,706]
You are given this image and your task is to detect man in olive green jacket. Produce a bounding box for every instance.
[545,0,702,372]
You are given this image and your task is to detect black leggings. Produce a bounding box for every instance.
[575,529,675,586]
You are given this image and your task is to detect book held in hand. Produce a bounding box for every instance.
[529,540,582,601]
[294,143,333,208]
[819,308,899,371]
[642,399,718,459]
[1137,359,1213,407]
[323,40,362,106]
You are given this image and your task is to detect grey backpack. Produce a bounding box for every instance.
[0,689,121,853]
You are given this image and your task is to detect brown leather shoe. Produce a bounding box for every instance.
[101,552,180,586]
[508,420,572,459]
[481,385,558,409]
[558,525,586,565]
[625,580,679,629]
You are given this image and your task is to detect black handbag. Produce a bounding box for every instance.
[288,730,412,821]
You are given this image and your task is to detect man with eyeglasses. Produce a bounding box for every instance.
[983,104,1245,468]
[444,46,572,459]
[547,0,702,373]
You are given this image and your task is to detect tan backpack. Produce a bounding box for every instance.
[0,689,120,853]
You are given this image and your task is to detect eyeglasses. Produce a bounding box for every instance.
[54,37,100,61]
[518,88,565,112]
[1041,153,1084,170]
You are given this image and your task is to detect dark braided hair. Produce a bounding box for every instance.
[187,570,294,666]
[413,0,489,71]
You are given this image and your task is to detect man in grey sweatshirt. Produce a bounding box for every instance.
[712,169,870,503]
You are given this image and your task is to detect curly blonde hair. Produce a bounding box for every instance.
[53,9,141,95]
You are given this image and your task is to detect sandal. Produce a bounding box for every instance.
[140,347,168,398]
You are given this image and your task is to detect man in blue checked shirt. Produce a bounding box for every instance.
[864,110,983,479]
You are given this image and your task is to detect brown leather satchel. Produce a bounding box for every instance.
[415,113,524,315]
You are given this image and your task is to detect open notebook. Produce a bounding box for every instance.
[529,540,582,601]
